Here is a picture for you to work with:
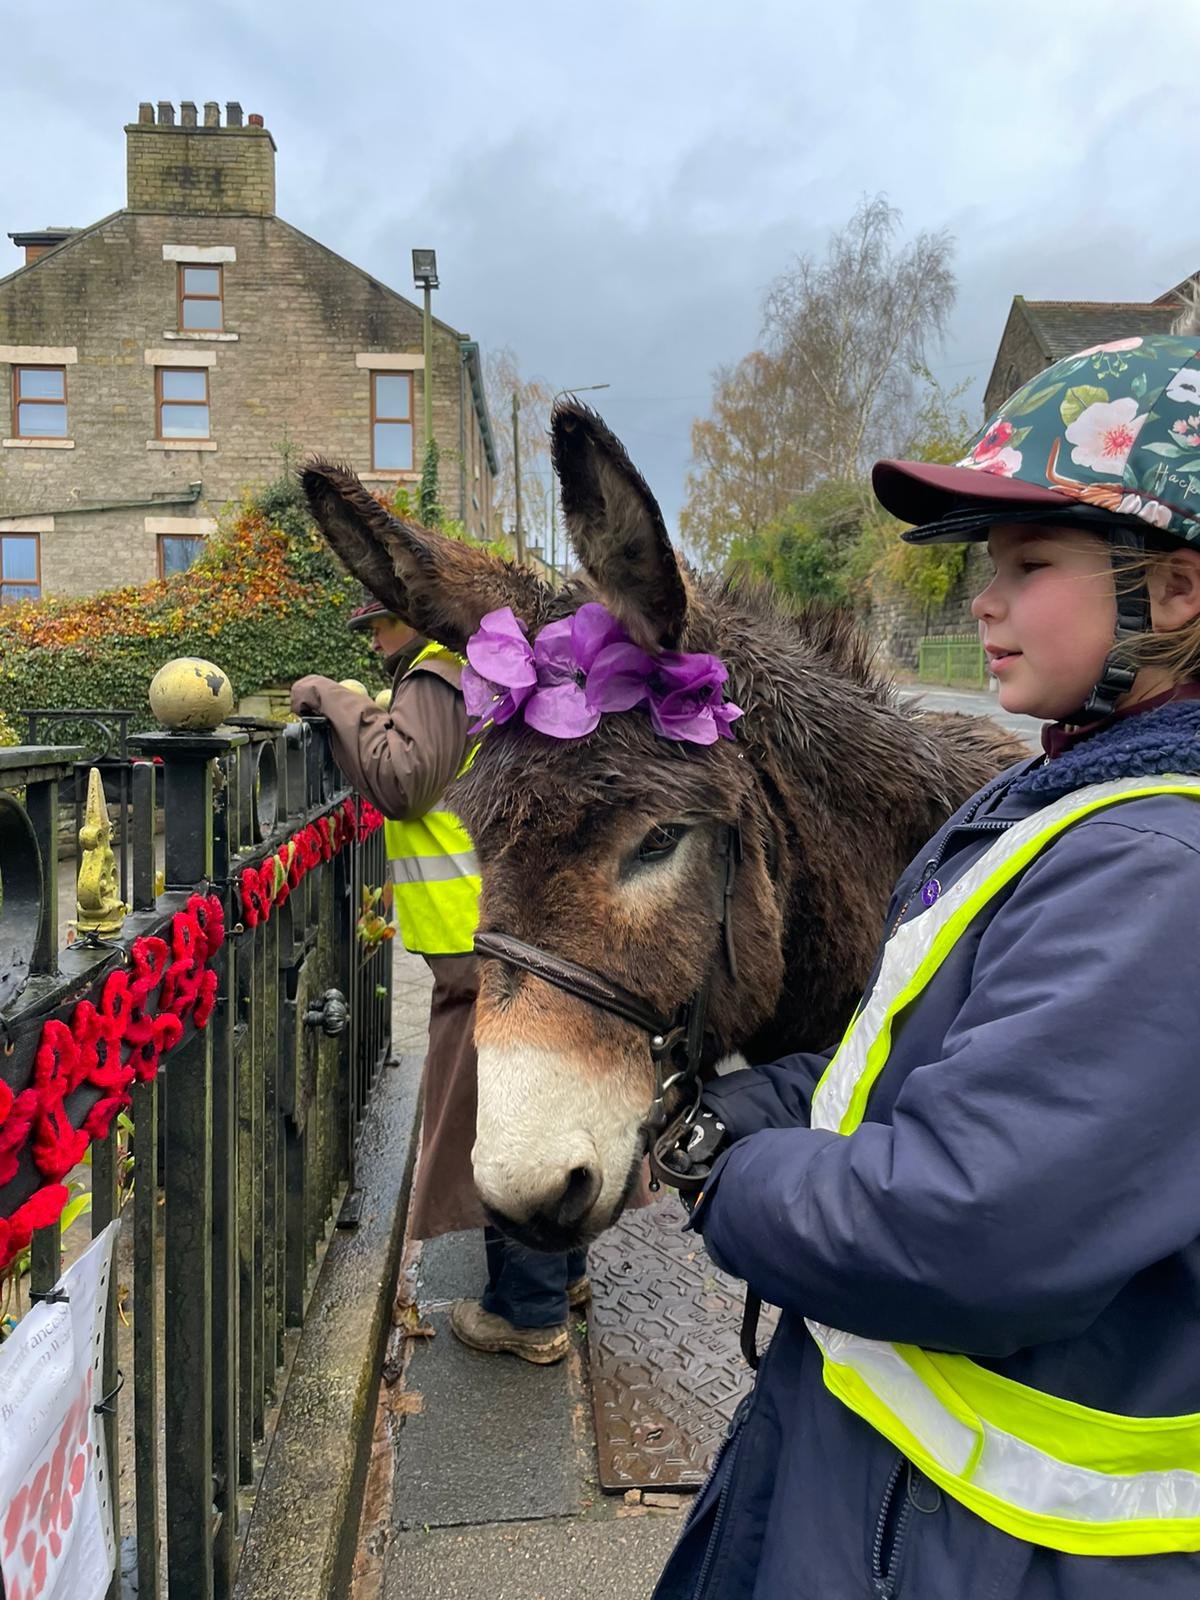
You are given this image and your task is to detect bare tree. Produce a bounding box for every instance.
[763,194,955,480]
[483,345,555,554]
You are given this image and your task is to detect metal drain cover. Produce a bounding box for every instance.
[585,1197,777,1491]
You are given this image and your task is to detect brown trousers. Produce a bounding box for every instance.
[407,952,487,1240]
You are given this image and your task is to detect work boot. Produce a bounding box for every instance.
[449,1299,569,1365]
[567,1274,592,1310]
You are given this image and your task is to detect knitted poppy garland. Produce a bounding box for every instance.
[0,891,225,1273]
[237,796,381,929]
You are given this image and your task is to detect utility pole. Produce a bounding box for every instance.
[512,392,524,563]
[547,487,556,583]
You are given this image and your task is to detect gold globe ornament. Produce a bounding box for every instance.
[149,657,235,732]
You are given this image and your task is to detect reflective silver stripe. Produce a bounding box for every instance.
[808,1322,1200,1527]
[810,776,1200,1135]
[391,849,480,887]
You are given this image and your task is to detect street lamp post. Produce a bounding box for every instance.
[412,249,439,457]
[548,384,610,578]
[512,392,524,564]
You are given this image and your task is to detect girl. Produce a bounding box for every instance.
[654,332,1200,1600]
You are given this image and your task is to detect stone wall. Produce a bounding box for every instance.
[867,544,989,671]
[984,299,1051,415]
[0,105,496,599]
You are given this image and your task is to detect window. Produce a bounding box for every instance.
[371,372,413,470]
[12,366,68,439]
[178,264,223,331]
[157,368,210,439]
[1,534,41,604]
[158,534,206,578]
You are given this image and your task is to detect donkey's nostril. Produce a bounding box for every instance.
[553,1164,600,1229]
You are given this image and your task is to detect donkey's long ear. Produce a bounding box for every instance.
[301,460,552,653]
[552,403,688,649]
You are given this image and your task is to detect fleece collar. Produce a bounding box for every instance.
[1010,699,1200,801]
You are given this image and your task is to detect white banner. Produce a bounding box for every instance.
[0,1221,119,1600]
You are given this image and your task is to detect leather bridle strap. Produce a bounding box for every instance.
[471,929,676,1042]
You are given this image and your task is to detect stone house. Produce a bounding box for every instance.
[982,287,1186,414]
[0,100,498,603]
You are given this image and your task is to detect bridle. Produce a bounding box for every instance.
[472,822,743,1192]
[473,820,765,1368]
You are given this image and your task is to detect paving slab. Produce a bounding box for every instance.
[391,1229,580,1530]
[382,1512,684,1600]
[416,1226,488,1305]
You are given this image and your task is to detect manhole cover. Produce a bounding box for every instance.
[585,1197,777,1491]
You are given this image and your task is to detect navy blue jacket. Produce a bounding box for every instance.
[654,700,1200,1600]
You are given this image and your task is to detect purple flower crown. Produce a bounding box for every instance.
[460,602,743,745]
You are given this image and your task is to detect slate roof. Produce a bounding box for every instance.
[1018,297,1178,359]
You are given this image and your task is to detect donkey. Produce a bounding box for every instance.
[302,403,1024,1252]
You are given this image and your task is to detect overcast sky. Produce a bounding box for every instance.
[4,0,1197,531]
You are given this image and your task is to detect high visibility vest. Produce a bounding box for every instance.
[382,642,480,957]
[807,775,1200,1557]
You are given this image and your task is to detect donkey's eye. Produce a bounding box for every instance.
[635,823,690,864]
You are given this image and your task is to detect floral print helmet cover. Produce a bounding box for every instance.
[874,335,1200,547]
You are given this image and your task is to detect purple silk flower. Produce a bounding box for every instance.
[462,600,742,745]
[461,607,537,730]
[522,603,628,737]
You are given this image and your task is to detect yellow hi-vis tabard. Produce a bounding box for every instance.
[807,776,1200,1556]
[382,643,480,956]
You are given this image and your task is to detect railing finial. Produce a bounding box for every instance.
[76,766,128,941]
[148,656,234,732]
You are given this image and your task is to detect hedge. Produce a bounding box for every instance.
[0,476,380,734]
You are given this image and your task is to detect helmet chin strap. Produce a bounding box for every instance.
[1065,531,1151,726]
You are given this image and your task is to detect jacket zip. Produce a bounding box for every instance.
[888,816,1015,938]
[869,1456,906,1598]
[869,1457,942,1597]
[691,1396,752,1600]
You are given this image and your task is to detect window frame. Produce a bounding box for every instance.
[0,532,42,603]
[12,365,68,441]
[156,366,211,441]
[157,532,207,580]
[370,371,415,471]
[177,263,224,333]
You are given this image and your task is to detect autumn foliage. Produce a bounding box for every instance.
[0,477,377,728]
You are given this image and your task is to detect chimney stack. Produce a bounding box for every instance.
[125,100,276,216]
[8,228,79,267]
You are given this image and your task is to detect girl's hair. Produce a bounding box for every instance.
[1109,540,1200,684]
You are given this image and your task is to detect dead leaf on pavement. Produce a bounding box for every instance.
[392,1300,435,1339]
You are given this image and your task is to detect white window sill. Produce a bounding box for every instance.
[362,469,418,481]
[146,438,218,451]
[3,437,75,449]
[162,331,239,342]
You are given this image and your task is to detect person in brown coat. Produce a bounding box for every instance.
[291,595,587,1363]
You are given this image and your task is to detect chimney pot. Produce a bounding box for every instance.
[204,101,219,127]
[225,101,243,127]
[157,101,175,126]
[138,102,154,124]
[248,113,264,127]
[180,101,197,127]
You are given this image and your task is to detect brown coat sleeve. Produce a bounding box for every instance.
[289,668,468,821]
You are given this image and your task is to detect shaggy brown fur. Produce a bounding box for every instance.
[302,404,1024,1194]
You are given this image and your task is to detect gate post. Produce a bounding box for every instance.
[132,701,241,1600]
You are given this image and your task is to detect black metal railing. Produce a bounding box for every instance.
[0,709,393,1600]
[22,707,141,908]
